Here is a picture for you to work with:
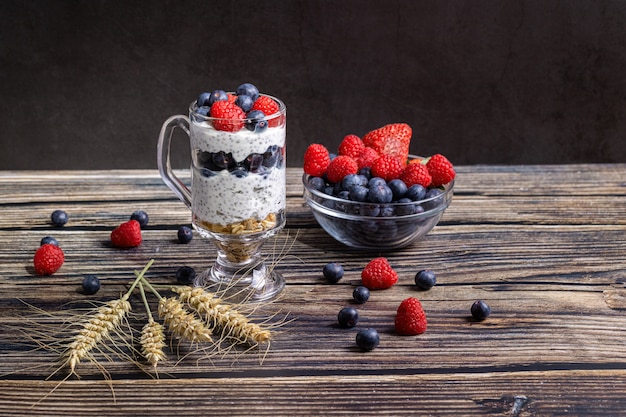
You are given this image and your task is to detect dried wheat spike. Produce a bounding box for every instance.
[140,320,166,368]
[65,298,131,374]
[158,297,213,343]
[174,286,271,345]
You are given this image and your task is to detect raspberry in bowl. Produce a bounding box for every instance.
[301,126,454,250]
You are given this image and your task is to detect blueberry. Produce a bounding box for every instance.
[395,198,418,216]
[368,184,393,203]
[235,94,254,112]
[348,185,369,202]
[130,210,149,228]
[50,210,68,226]
[195,105,210,118]
[388,179,408,200]
[368,177,386,188]
[379,205,395,217]
[307,176,326,192]
[323,262,344,283]
[197,92,212,107]
[262,145,280,167]
[40,236,59,246]
[341,174,368,191]
[176,266,196,285]
[337,307,359,328]
[208,89,228,105]
[235,83,259,101]
[358,167,372,179]
[352,286,370,304]
[415,269,437,290]
[360,204,381,217]
[82,275,101,295]
[356,328,380,351]
[212,151,236,170]
[471,300,491,321]
[177,225,193,244]
[243,154,265,173]
[231,168,248,178]
[424,188,444,209]
[406,184,427,201]
[245,110,268,133]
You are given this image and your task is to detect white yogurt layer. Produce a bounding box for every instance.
[188,119,286,226]
[190,121,286,162]
[191,166,285,226]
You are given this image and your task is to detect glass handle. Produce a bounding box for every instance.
[157,115,192,208]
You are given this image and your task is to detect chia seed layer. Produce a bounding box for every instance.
[189,118,286,228]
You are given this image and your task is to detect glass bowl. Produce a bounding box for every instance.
[302,168,454,250]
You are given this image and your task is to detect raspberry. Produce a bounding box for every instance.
[111,220,142,248]
[227,92,237,103]
[362,123,412,162]
[338,134,365,158]
[303,144,331,177]
[400,163,432,188]
[326,155,358,183]
[370,155,405,182]
[209,100,246,132]
[33,244,65,275]
[395,297,427,335]
[356,146,379,169]
[251,95,281,127]
[361,257,398,290]
[426,154,456,187]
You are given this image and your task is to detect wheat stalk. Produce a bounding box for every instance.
[64,298,131,375]
[173,286,271,345]
[63,259,154,376]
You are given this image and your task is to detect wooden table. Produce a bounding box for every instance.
[1,165,626,416]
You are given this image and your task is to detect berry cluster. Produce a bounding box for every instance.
[33,209,196,294]
[303,123,455,217]
[194,83,282,133]
[195,145,284,179]
[325,257,492,351]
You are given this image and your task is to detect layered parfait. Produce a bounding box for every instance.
[188,83,286,236]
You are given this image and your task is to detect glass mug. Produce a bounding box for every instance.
[157,95,287,301]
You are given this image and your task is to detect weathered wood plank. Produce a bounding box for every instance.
[1,165,626,415]
[1,371,626,416]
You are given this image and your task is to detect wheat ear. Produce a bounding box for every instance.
[64,298,131,375]
[137,282,166,369]
[158,297,213,344]
[63,259,155,375]
[174,286,271,345]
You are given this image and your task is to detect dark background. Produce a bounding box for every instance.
[1,0,625,170]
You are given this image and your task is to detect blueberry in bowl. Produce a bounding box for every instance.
[302,156,454,250]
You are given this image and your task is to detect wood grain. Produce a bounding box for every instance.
[1,165,626,415]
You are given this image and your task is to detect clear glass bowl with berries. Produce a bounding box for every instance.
[302,154,454,250]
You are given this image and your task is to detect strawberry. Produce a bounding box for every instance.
[251,95,281,127]
[362,123,412,162]
[338,134,365,158]
[326,155,358,183]
[356,146,379,170]
[33,244,65,275]
[370,155,405,182]
[395,297,427,335]
[209,100,246,132]
[111,219,142,248]
[303,143,331,177]
[426,154,456,187]
[400,162,432,188]
[361,257,398,290]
